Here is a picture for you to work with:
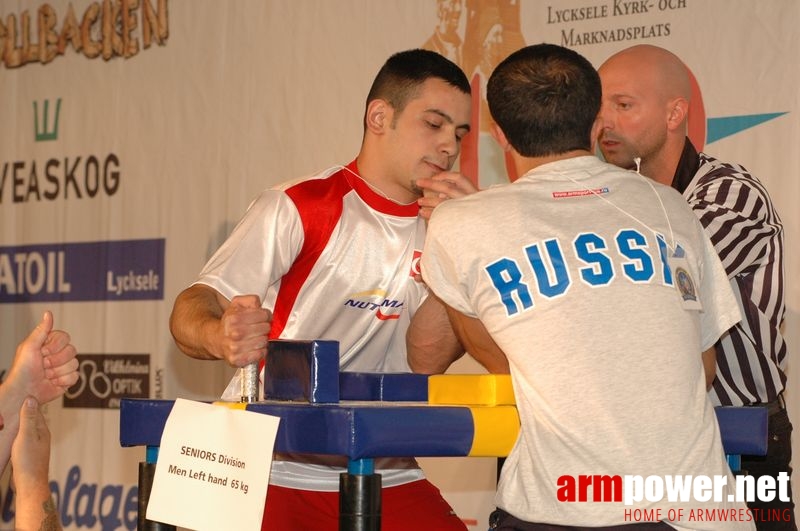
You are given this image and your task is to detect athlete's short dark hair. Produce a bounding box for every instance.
[487,43,600,157]
[366,49,470,117]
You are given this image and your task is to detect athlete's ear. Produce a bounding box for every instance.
[590,116,602,154]
[365,99,391,134]
[490,122,512,152]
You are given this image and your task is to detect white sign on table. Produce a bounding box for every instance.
[146,398,280,530]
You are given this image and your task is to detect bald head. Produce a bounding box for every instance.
[601,45,691,103]
[596,45,692,185]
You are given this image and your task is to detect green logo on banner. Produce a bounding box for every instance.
[33,98,61,141]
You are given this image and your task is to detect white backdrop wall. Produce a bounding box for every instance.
[0,1,797,529]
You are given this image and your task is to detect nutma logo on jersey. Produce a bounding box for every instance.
[344,289,404,321]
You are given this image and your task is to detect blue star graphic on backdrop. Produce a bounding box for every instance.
[707,112,788,144]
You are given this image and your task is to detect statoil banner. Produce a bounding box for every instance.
[0,1,797,529]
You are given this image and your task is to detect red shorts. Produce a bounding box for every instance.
[261,479,468,531]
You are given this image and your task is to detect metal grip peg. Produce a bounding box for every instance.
[241,362,259,403]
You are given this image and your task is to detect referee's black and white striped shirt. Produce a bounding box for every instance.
[672,139,786,407]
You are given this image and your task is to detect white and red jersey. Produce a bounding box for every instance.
[194,160,429,490]
[197,160,428,373]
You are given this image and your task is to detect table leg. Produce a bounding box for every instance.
[727,454,741,473]
[138,446,176,531]
[339,458,381,531]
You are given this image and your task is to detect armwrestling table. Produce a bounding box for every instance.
[120,341,768,531]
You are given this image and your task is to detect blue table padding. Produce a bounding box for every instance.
[251,403,354,455]
[348,406,473,458]
[120,398,175,447]
[264,340,340,403]
[120,399,767,459]
[120,399,474,458]
[716,406,768,456]
[339,372,429,402]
